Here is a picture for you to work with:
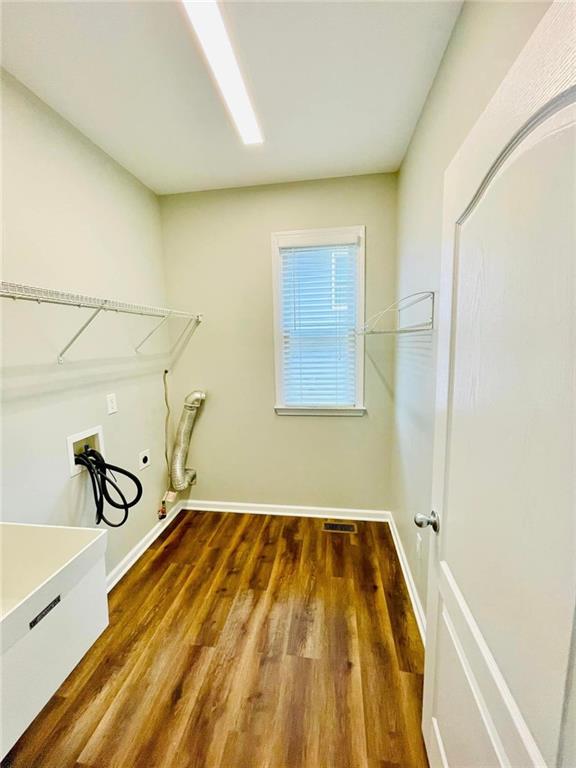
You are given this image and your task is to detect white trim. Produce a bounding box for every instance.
[182,497,390,522]
[272,226,362,249]
[66,425,105,477]
[439,562,546,766]
[274,406,366,417]
[182,498,425,644]
[441,606,509,766]
[105,503,185,592]
[430,717,450,768]
[386,512,427,642]
[356,227,366,407]
[271,225,366,413]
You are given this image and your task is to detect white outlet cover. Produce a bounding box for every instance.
[139,449,151,470]
[106,393,118,414]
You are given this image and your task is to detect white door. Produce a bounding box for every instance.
[421,3,576,767]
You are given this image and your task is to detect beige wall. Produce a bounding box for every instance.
[1,73,169,573]
[391,1,550,606]
[0,0,551,590]
[160,174,396,510]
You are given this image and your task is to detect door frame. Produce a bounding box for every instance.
[423,1,576,764]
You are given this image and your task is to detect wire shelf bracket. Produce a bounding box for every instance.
[359,291,435,336]
[0,281,203,363]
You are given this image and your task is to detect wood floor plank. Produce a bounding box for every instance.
[247,515,283,592]
[256,517,301,659]
[371,523,424,675]
[3,512,428,768]
[268,653,317,768]
[187,512,263,646]
[169,589,264,768]
[351,526,406,766]
[398,671,428,768]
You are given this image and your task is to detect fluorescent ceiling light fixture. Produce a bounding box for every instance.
[182,0,264,145]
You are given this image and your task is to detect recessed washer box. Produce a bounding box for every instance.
[67,426,105,477]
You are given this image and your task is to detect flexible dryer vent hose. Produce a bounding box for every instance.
[170,390,206,491]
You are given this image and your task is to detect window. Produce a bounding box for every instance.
[272,226,365,415]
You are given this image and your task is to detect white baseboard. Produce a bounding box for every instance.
[105,503,185,592]
[182,498,426,643]
[181,498,392,522]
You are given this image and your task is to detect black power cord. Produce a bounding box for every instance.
[75,446,143,528]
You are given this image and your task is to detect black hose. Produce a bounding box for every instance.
[74,446,143,528]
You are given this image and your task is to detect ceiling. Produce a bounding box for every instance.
[1,1,461,195]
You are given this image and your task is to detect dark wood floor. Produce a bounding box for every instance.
[3,511,427,768]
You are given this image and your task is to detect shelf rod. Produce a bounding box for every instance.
[170,315,202,355]
[57,305,106,364]
[135,313,171,353]
[362,323,433,336]
[1,281,202,363]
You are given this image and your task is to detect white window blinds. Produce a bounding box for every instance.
[273,228,364,411]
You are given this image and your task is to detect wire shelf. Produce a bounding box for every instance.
[359,291,434,335]
[1,281,202,363]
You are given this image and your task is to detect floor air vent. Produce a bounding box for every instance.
[322,521,357,533]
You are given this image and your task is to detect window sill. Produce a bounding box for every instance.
[274,406,366,417]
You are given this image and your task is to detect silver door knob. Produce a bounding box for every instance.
[414,510,440,533]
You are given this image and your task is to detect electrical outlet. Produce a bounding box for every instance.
[106,393,118,414]
[416,533,423,559]
[139,449,151,470]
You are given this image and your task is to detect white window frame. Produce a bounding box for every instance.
[271,225,366,416]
